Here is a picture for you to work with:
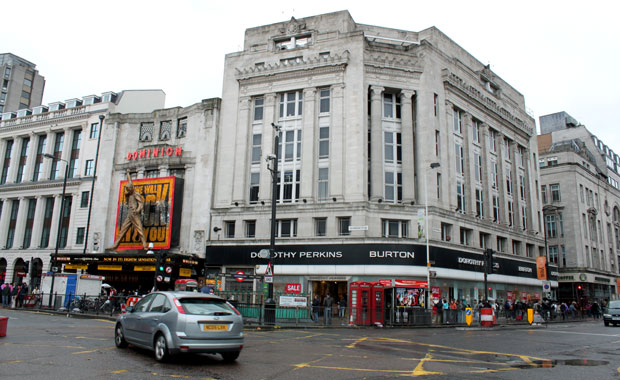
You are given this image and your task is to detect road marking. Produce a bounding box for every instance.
[73,347,115,355]
[411,353,443,376]
[0,360,23,365]
[74,336,108,341]
[95,319,116,324]
[111,370,128,374]
[345,337,368,348]
[535,330,620,337]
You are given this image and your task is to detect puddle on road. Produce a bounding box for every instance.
[510,359,609,369]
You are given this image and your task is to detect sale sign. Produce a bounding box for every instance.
[431,286,441,299]
[285,283,301,293]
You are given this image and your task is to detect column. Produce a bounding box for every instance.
[158,165,168,177]
[30,196,44,249]
[443,101,456,209]
[369,86,384,201]
[12,197,28,249]
[496,134,507,225]
[400,90,415,203]
[65,192,79,249]
[330,84,345,199]
[259,93,277,203]
[24,132,38,182]
[480,124,493,221]
[461,113,475,216]
[48,194,63,249]
[523,149,535,232]
[232,96,251,204]
[61,128,72,172]
[299,88,316,200]
[0,198,10,248]
[7,137,22,184]
[509,141,519,229]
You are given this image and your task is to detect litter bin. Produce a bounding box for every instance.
[0,316,8,337]
[264,298,276,325]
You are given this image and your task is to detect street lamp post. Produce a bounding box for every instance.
[43,153,69,308]
[264,123,281,324]
[425,162,440,310]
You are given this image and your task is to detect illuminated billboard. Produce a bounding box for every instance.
[113,176,183,250]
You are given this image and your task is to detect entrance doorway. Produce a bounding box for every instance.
[312,280,348,320]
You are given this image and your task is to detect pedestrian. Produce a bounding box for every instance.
[17,283,27,308]
[11,283,19,308]
[1,283,11,308]
[338,295,347,320]
[323,294,334,325]
[311,295,320,324]
[442,298,449,324]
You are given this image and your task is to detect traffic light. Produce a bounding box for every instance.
[155,252,168,284]
[485,249,494,274]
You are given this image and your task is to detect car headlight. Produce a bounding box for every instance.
[603,314,611,318]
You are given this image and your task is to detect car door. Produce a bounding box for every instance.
[124,294,155,346]
[139,294,170,344]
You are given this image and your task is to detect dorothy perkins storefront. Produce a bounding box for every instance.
[206,243,558,305]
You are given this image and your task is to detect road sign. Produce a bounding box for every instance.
[265,276,273,283]
[234,270,247,282]
[156,274,164,283]
[465,307,473,326]
[265,262,273,277]
[165,266,173,274]
[527,308,534,324]
[51,266,59,273]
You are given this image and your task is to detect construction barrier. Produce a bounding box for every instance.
[0,316,8,337]
[480,308,494,327]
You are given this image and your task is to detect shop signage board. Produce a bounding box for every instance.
[207,243,558,281]
[179,268,192,277]
[113,176,184,250]
[279,296,307,307]
[379,279,428,288]
[234,271,247,282]
[431,287,441,299]
[285,283,301,293]
[134,266,155,272]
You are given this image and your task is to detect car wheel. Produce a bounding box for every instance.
[604,321,610,326]
[221,351,240,362]
[154,334,170,362]
[115,324,128,348]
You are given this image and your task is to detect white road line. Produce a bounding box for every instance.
[535,330,620,337]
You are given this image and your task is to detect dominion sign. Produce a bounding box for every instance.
[113,176,184,249]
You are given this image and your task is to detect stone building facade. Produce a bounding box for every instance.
[0,53,45,114]
[0,90,165,288]
[539,111,620,303]
[208,11,553,305]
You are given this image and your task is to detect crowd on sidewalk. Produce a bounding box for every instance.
[1,282,37,309]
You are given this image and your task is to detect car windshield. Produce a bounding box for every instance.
[608,301,620,309]
[178,298,235,315]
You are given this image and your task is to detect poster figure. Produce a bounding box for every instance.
[109,169,148,250]
[396,288,425,307]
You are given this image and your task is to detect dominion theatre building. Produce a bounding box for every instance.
[207,11,557,305]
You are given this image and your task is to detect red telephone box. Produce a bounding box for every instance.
[349,281,371,325]
[370,282,385,325]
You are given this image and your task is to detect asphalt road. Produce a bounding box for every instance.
[1,309,619,379]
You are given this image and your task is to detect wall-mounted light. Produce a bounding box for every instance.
[332,197,337,202]
[234,202,239,207]
[213,227,221,233]
[378,198,383,203]
[303,199,307,203]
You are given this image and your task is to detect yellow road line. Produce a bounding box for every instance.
[345,336,368,349]
[411,353,443,376]
[73,347,115,355]
[111,370,128,374]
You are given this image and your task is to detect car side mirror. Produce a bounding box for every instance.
[126,306,134,313]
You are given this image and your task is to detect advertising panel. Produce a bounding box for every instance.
[113,176,183,250]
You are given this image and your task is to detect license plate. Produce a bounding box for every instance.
[612,317,620,321]
[201,324,228,331]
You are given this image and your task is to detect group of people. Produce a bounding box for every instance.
[1,282,33,308]
[311,294,347,324]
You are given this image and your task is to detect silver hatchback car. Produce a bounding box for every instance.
[115,291,244,362]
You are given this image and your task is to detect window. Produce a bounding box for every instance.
[159,121,172,140]
[319,88,330,113]
[435,130,440,156]
[68,130,81,178]
[144,169,158,178]
[49,132,64,180]
[548,246,559,264]
[89,123,99,139]
[384,171,402,203]
[453,108,463,134]
[521,205,527,230]
[23,199,36,249]
[459,227,472,246]
[282,130,302,162]
[177,118,187,138]
[76,227,85,245]
[517,146,525,167]
[225,221,235,238]
[279,91,303,118]
[15,138,29,183]
[277,170,300,203]
[550,184,561,202]
[338,217,351,236]
[274,34,312,50]
[245,221,256,238]
[480,232,490,249]
[456,182,465,213]
[40,197,54,248]
[436,173,442,200]
[1,140,13,184]
[80,191,89,208]
[319,126,329,158]
[526,244,535,258]
[512,240,521,256]
[519,175,526,201]
[497,237,507,253]
[455,142,464,175]
[383,93,401,119]
[475,188,484,217]
[139,122,154,142]
[277,219,297,237]
[382,220,408,238]
[434,93,439,117]
[474,153,482,183]
[318,167,329,201]
[505,170,512,195]
[169,168,184,179]
[384,132,402,164]
[33,135,46,181]
[249,172,259,204]
[493,195,500,223]
[491,162,498,189]
[59,195,72,248]
[441,222,453,242]
[78,160,93,180]
[541,185,547,204]
[6,200,19,249]
[253,98,264,121]
[251,134,262,164]
[503,138,511,161]
[472,119,481,144]
[315,218,327,237]
[507,200,514,227]
[545,215,558,238]
[489,129,497,153]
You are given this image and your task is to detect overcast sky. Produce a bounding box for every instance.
[3,0,619,150]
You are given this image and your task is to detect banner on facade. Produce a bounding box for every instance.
[379,279,428,288]
[113,176,184,250]
[536,256,547,280]
[279,296,307,307]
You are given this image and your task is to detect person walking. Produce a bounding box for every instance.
[1,283,11,308]
[338,295,347,322]
[10,283,19,308]
[323,294,334,325]
[311,295,320,324]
